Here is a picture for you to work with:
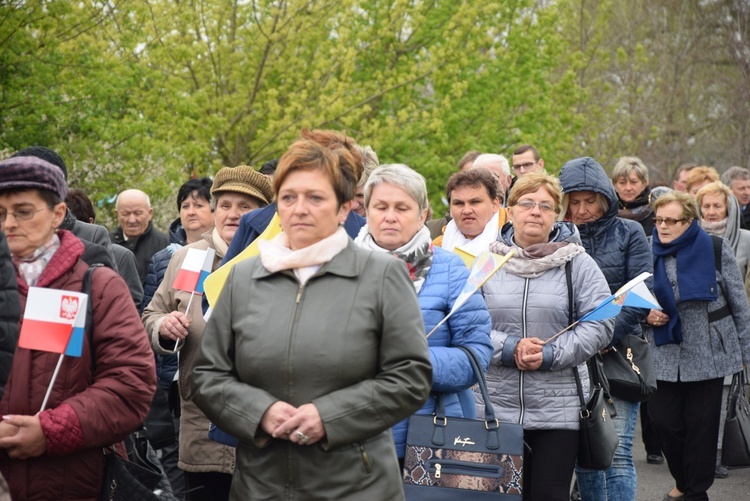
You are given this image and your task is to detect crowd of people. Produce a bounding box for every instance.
[0,134,749,501]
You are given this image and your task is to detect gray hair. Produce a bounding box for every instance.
[116,189,151,209]
[473,153,510,177]
[363,164,429,213]
[356,145,380,188]
[721,166,750,187]
[612,156,649,184]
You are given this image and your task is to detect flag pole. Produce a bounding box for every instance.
[40,354,65,413]
[184,292,196,318]
[543,320,581,345]
[425,316,449,339]
[426,249,516,339]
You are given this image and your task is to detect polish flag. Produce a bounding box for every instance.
[19,288,88,354]
[173,248,210,292]
[194,248,216,295]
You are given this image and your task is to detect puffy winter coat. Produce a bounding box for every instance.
[0,230,156,500]
[559,157,653,346]
[0,232,19,401]
[481,222,614,430]
[390,247,492,458]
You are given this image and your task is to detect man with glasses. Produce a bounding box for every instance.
[511,144,545,177]
[508,144,545,203]
[110,189,169,285]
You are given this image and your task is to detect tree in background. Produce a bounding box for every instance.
[5,0,750,225]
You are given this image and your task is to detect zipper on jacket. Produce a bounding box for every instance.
[519,278,530,425]
[286,282,306,400]
[359,442,372,473]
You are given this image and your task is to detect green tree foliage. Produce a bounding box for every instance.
[1,0,579,224]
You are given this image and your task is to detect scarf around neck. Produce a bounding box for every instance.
[618,186,652,222]
[258,227,349,285]
[354,225,433,293]
[651,219,718,346]
[12,233,61,287]
[489,239,585,278]
[441,210,499,256]
[699,218,728,239]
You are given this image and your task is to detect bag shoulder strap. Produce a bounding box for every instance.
[82,264,103,370]
[566,262,588,411]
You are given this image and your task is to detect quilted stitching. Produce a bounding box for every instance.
[39,402,84,456]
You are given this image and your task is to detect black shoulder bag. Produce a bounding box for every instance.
[566,262,619,470]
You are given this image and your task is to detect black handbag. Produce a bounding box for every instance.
[402,346,524,499]
[574,364,619,470]
[721,371,750,468]
[565,261,618,470]
[103,432,176,500]
[601,333,657,402]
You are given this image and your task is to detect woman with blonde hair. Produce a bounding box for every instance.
[481,172,614,500]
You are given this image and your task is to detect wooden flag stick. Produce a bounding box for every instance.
[543,320,581,345]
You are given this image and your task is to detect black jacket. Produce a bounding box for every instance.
[0,231,20,400]
[559,157,653,346]
[110,222,170,285]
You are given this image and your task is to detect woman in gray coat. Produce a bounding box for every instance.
[191,130,432,500]
[646,190,750,501]
[480,173,614,501]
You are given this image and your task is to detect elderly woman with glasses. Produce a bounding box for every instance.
[644,191,750,501]
[479,172,614,501]
[0,156,156,500]
[353,164,492,466]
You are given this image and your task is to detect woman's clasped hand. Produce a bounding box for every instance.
[262,401,326,445]
[514,337,545,371]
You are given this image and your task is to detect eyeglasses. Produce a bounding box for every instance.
[0,205,54,223]
[514,199,556,213]
[652,217,688,226]
[512,162,537,172]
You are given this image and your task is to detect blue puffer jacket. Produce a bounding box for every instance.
[391,246,493,458]
[559,157,653,346]
[141,217,187,389]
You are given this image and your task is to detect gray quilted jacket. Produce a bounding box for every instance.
[645,238,750,382]
[479,222,614,430]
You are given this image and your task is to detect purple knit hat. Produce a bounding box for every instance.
[0,156,68,200]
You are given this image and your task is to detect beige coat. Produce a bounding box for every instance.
[191,241,432,500]
[142,232,235,474]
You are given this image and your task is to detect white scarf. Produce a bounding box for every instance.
[258,227,349,285]
[440,210,500,256]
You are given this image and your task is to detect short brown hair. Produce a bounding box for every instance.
[652,190,699,220]
[446,167,501,204]
[508,172,563,214]
[685,166,719,194]
[512,144,541,162]
[274,129,364,207]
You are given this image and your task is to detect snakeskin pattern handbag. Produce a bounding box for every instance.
[402,346,523,500]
